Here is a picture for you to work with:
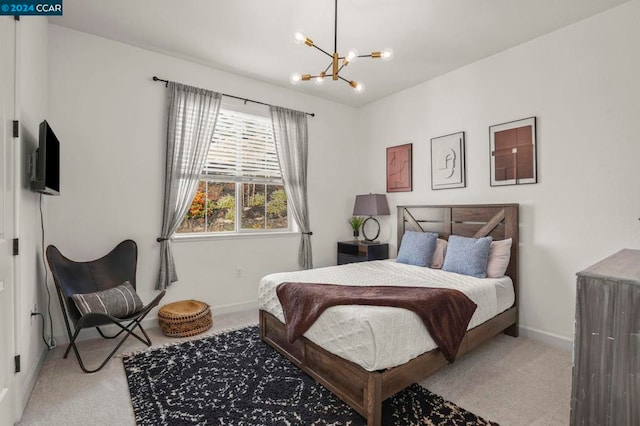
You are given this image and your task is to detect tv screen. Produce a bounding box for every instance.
[31,120,60,195]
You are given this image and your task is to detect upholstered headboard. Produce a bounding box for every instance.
[397,204,519,305]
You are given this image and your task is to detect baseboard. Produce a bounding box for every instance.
[53,299,259,344]
[519,325,573,351]
[19,344,48,416]
[212,299,258,316]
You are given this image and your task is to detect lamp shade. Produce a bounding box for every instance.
[353,194,390,216]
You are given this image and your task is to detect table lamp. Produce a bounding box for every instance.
[352,193,390,242]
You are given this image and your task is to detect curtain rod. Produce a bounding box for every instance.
[152,76,315,117]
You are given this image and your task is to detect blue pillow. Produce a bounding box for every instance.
[396,231,438,267]
[442,235,493,278]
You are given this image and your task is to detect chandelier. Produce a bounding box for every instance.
[290,0,393,93]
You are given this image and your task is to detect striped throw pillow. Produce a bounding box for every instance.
[72,281,143,318]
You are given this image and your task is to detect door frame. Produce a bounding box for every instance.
[0,15,17,426]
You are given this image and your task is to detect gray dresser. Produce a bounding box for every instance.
[571,249,640,425]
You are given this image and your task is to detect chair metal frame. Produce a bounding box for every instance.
[46,240,166,373]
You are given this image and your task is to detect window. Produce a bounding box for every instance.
[177,108,289,235]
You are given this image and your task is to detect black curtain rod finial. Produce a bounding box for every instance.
[152,76,169,87]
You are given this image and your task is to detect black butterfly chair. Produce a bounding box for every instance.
[46,240,166,373]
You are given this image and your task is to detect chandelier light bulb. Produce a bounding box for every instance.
[294,30,306,44]
[381,48,394,61]
[315,73,325,85]
[350,80,365,93]
[290,72,302,85]
[345,48,359,64]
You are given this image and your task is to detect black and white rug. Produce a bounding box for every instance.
[123,326,497,425]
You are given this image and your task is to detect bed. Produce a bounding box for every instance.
[259,204,519,426]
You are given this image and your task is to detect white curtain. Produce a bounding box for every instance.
[157,82,222,290]
[270,106,313,269]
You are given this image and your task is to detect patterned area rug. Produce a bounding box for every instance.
[123,326,498,425]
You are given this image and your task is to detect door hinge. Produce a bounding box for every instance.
[13,120,19,138]
[12,238,19,256]
[14,355,21,373]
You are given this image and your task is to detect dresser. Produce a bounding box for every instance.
[571,249,640,425]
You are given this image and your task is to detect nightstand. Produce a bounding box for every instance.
[337,241,389,265]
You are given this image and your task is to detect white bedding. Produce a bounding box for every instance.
[258,259,514,371]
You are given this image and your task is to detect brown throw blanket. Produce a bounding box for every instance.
[276,282,478,363]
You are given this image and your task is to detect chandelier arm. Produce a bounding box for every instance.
[311,44,334,58]
[323,62,332,73]
[297,73,327,80]
[338,76,351,84]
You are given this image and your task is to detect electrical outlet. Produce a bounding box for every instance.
[235,267,243,278]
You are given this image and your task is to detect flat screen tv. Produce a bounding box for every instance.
[31,120,60,196]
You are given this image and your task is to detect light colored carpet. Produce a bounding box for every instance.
[18,310,571,425]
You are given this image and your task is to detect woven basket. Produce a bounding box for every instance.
[158,300,212,338]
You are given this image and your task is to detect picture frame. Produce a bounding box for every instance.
[489,117,537,186]
[430,131,466,190]
[386,143,412,192]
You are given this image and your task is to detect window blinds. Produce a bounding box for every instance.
[203,109,281,183]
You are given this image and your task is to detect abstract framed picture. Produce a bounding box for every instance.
[386,143,412,192]
[431,132,466,190]
[489,117,537,186]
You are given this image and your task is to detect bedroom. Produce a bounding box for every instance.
[1,0,639,424]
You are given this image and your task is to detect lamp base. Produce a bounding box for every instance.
[362,216,381,242]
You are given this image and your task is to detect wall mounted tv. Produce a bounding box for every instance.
[31,120,60,196]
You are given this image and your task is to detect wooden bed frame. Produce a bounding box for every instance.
[260,204,519,426]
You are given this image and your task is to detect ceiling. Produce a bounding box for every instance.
[50,0,629,107]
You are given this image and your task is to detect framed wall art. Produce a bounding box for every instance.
[430,131,466,190]
[386,143,412,192]
[490,116,537,186]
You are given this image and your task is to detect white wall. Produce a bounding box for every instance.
[357,0,640,345]
[15,16,50,415]
[46,25,363,339]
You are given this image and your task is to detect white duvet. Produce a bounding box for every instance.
[258,259,514,371]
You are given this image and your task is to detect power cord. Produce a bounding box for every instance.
[38,193,56,349]
[30,312,56,349]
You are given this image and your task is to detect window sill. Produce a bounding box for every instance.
[172,231,300,242]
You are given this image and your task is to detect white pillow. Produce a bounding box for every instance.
[486,238,512,278]
[430,238,448,269]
